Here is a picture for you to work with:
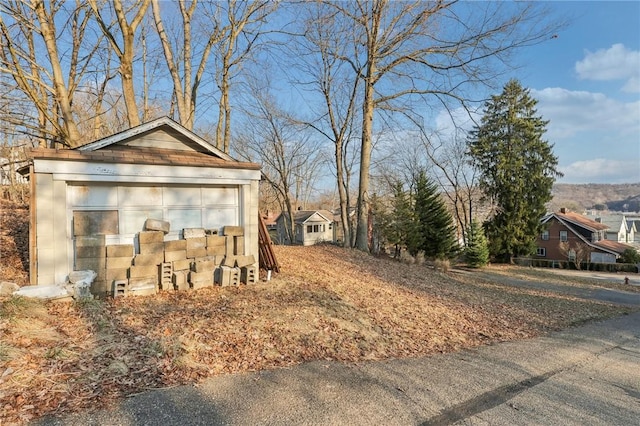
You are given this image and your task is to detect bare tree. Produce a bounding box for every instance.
[234,83,323,244]
[89,0,150,128]
[212,0,276,153]
[558,241,590,270]
[324,0,558,251]
[1,0,99,147]
[288,2,361,247]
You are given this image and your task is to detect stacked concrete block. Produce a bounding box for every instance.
[105,243,134,296]
[172,270,189,291]
[241,266,257,284]
[183,228,206,239]
[75,235,107,295]
[223,225,245,256]
[206,235,226,256]
[144,218,170,234]
[190,257,215,290]
[112,279,128,298]
[160,263,173,290]
[186,236,207,258]
[218,265,240,287]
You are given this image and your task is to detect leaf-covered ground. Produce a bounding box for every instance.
[1,244,634,425]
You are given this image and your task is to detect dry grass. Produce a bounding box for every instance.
[0,244,635,424]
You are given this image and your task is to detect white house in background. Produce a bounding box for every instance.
[275,210,334,246]
[591,214,637,244]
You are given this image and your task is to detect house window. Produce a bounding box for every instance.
[559,230,568,242]
[541,230,549,240]
[307,224,323,233]
[568,249,576,262]
[536,247,546,256]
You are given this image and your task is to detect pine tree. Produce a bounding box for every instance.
[465,220,489,268]
[413,170,459,260]
[468,79,562,262]
[378,181,417,258]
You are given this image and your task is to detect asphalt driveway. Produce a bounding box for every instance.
[35,310,640,426]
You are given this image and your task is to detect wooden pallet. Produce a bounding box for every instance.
[258,214,280,273]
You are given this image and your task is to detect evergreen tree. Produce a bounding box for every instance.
[468,79,562,262]
[379,181,418,258]
[413,170,459,260]
[465,220,489,268]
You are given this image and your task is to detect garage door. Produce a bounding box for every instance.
[68,183,239,243]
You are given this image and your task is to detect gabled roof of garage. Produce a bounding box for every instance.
[24,116,260,171]
[77,116,233,160]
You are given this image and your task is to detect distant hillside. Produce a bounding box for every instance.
[550,183,640,213]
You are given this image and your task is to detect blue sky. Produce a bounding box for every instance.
[517,1,639,184]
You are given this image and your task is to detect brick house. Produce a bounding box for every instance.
[536,208,633,264]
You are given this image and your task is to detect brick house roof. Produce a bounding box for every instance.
[554,211,609,231]
[593,239,633,255]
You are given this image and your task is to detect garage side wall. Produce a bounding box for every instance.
[33,173,70,285]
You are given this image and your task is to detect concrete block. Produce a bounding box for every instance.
[172,271,189,291]
[236,255,256,268]
[223,226,244,236]
[90,279,109,297]
[189,270,214,285]
[193,259,216,273]
[144,218,170,234]
[139,242,164,254]
[206,235,226,247]
[172,258,192,271]
[129,264,159,278]
[106,244,135,258]
[76,257,106,274]
[164,239,187,251]
[165,250,187,262]
[75,235,106,247]
[106,268,128,282]
[113,279,128,298]
[206,245,226,256]
[139,231,164,244]
[223,256,237,267]
[106,257,133,270]
[225,237,234,257]
[241,266,257,284]
[183,228,206,239]
[160,263,172,290]
[75,246,106,259]
[128,284,158,297]
[186,237,206,250]
[234,236,245,255]
[219,265,239,287]
[129,276,159,288]
[187,248,207,259]
[73,210,118,236]
[133,253,164,266]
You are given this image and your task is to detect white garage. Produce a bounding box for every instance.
[26,117,261,290]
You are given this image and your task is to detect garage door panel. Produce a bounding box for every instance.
[120,209,163,234]
[202,187,237,206]
[68,185,117,207]
[166,208,202,231]
[119,186,163,206]
[164,187,202,206]
[204,207,237,231]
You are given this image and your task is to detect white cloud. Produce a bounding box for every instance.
[575,44,640,92]
[560,159,640,184]
[532,87,640,139]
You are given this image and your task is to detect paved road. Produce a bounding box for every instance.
[36,311,640,426]
[460,269,640,307]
